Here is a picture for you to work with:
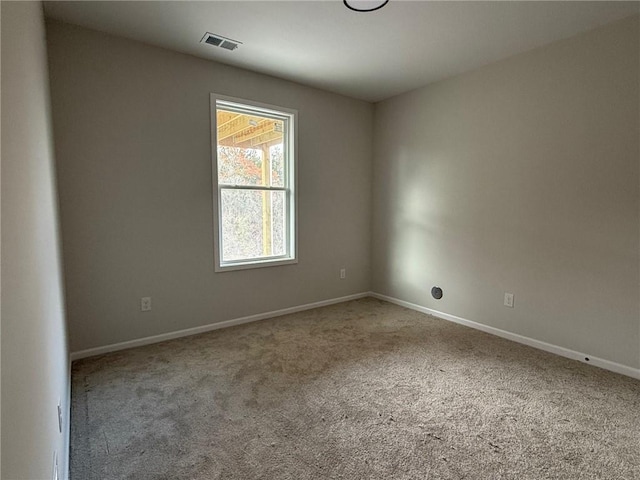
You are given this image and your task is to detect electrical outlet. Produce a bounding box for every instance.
[340,268,346,279]
[52,451,59,480]
[504,292,514,308]
[141,297,152,312]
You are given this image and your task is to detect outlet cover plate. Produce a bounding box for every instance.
[504,292,514,308]
[52,451,59,480]
[141,297,152,311]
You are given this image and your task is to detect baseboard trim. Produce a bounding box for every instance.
[370,292,640,380]
[70,291,640,380]
[70,292,370,361]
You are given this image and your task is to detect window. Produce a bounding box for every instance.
[211,95,297,271]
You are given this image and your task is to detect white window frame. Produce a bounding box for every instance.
[210,94,298,272]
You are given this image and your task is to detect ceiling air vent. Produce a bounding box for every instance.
[201,32,241,51]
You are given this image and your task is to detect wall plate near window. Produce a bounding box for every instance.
[210,94,298,272]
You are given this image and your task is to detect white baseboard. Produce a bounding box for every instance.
[71,290,640,381]
[370,292,640,380]
[70,292,370,361]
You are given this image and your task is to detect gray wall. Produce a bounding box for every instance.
[1,2,70,478]
[372,15,640,369]
[46,21,373,353]
[45,14,639,371]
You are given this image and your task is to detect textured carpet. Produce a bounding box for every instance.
[70,298,640,479]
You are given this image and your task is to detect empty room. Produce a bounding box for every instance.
[2,1,639,479]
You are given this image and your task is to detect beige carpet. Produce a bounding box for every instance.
[70,298,640,479]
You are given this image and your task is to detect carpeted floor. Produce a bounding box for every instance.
[70,298,640,479]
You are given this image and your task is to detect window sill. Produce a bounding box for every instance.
[215,257,298,273]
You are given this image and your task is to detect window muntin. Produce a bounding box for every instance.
[212,96,296,271]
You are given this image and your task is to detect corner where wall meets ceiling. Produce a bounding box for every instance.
[43,1,640,102]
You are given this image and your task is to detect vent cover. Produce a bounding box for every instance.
[201,32,241,51]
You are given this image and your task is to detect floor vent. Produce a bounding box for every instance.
[201,32,241,51]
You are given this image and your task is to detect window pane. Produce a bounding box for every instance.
[220,189,286,262]
[217,147,263,186]
[217,109,285,187]
[271,190,286,256]
[269,143,285,188]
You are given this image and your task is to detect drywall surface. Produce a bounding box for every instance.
[372,15,640,369]
[1,2,70,478]
[46,21,373,353]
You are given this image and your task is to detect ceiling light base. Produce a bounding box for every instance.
[343,0,389,13]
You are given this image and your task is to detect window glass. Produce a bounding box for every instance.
[212,97,296,270]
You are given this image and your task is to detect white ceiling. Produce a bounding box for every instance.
[43,1,639,102]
